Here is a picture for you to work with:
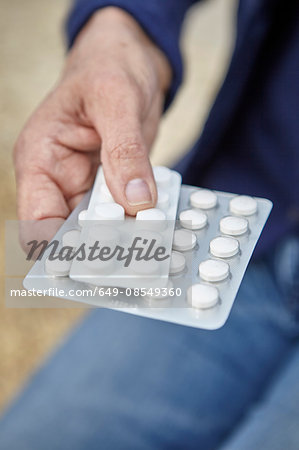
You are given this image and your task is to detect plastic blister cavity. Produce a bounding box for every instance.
[24,174,272,330]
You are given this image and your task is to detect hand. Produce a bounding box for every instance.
[14,7,171,243]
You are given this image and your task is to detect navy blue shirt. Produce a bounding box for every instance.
[66,0,299,256]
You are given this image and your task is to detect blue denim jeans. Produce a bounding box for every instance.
[0,234,299,450]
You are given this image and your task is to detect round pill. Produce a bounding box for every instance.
[179,209,208,230]
[45,254,71,277]
[172,229,197,252]
[190,189,217,209]
[153,166,172,188]
[187,283,219,309]
[100,184,114,202]
[84,255,114,273]
[78,209,88,226]
[137,230,163,246]
[136,208,166,221]
[88,225,120,246]
[210,236,239,258]
[229,195,257,216]
[62,229,81,249]
[169,251,186,275]
[95,203,125,221]
[199,259,230,282]
[220,216,249,236]
[156,189,170,209]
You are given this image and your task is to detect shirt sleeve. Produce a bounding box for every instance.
[65,0,197,109]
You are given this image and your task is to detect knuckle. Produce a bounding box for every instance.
[108,141,145,161]
[93,70,138,99]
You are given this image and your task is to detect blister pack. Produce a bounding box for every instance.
[23,166,272,329]
[69,166,181,288]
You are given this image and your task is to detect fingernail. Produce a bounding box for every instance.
[125,178,152,206]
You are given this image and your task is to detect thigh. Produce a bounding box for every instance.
[0,253,298,450]
[220,343,299,450]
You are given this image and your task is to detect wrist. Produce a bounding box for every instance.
[74,7,172,95]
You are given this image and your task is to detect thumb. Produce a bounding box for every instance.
[92,91,157,216]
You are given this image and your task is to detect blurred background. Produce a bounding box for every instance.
[0,0,236,412]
